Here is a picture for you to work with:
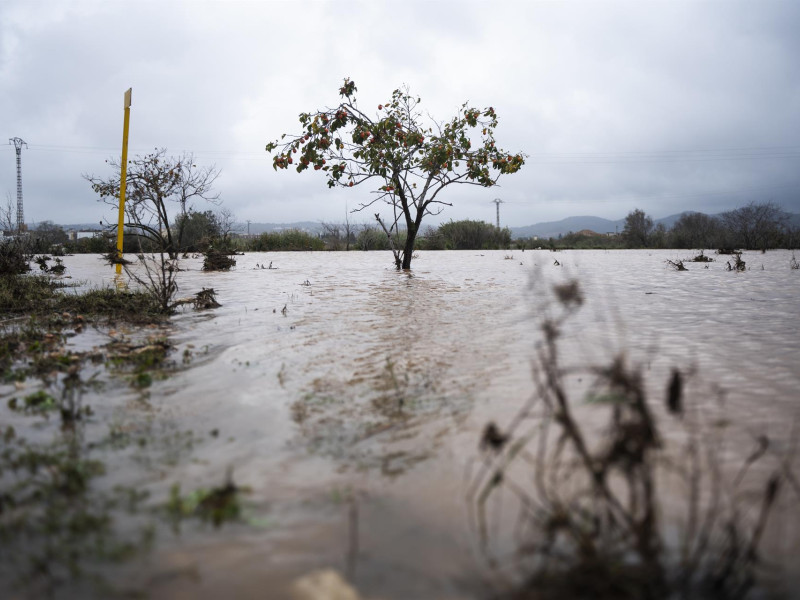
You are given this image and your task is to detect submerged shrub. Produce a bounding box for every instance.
[202,248,236,271]
[472,281,791,600]
[726,252,746,272]
[0,238,30,276]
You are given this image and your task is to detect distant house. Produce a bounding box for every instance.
[66,230,103,241]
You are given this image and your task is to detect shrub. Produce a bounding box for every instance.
[248,229,324,251]
[0,238,30,276]
[202,248,236,271]
[438,219,511,250]
[355,226,391,251]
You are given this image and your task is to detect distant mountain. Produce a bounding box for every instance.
[654,213,688,230]
[509,211,799,239]
[510,216,624,239]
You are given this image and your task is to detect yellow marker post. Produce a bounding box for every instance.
[115,88,132,275]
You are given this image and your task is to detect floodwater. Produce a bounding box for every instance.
[5,249,800,598]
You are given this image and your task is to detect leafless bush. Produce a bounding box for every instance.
[102,249,133,266]
[470,281,793,600]
[690,251,713,262]
[726,253,746,272]
[666,259,687,271]
[192,287,221,309]
[123,251,179,314]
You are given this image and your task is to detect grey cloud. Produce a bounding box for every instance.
[2,0,798,228]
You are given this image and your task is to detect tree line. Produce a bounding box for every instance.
[516,202,798,251]
[313,218,511,252]
[190,218,511,253]
[620,202,797,250]
[17,202,798,256]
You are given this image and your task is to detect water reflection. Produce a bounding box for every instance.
[0,316,247,598]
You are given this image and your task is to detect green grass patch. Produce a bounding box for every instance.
[0,274,164,322]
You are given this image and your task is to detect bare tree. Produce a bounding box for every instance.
[85,149,221,258]
[321,213,356,251]
[2,192,15,234]
[30,221,68,253]
[216,207,239,243]
[669,212,722,249]
[720,201,789,250]
[343,207,354,251]
[321,222,342,250]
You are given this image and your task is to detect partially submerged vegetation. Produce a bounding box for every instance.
[666,258,688,271]
[725,252,747,272]
[166,471,248,530]
[1,273,165,322]
[202,247,237,271]
[0,244,242,597]
[471,280,796,600]
[0,237,31,276]
[247,229,325,251]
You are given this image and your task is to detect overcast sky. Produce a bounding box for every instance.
[1,0,799,229]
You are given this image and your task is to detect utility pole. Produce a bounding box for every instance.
[115,89,132,275]
[246,219,251,236]
[491,198,504,228]
[8,137,27,233]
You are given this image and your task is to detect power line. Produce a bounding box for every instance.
[4,142,800,164]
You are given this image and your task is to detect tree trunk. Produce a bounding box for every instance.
[400,227,417,270]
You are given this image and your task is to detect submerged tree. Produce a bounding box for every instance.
[720,201,789,250]
[670,211,722,249]
[622,208,654,248]
[266,78,525,269]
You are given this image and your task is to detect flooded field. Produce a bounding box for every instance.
[3,249,799,599]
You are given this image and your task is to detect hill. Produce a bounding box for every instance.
[59,212,800,240]
[510,216,624,239]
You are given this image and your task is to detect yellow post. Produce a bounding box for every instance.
[115,88,132,275]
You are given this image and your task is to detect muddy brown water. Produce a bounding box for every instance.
[4,249,800,599]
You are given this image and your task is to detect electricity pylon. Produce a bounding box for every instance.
[9,137,27,233]
[491,198,504,228]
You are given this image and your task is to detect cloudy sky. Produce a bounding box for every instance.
[1,0,798,229]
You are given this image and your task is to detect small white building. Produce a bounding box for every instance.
[66,230,103,241]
